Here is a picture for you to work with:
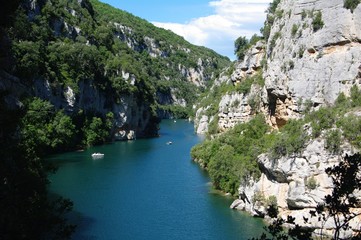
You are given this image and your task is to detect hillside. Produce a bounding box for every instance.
[192,0,361,237]
[1,0,230,142]
[0,0,230,238]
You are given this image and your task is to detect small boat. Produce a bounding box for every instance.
[166,141,173,145]
[92,153,104,158]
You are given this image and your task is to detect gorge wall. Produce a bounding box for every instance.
[265,0,361,128]
[1,0,229,141]
[193,0,361,236]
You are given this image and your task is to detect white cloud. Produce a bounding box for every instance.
[152,0,271,59]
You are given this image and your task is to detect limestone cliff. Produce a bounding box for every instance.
[193,0,361,236]
[235,0,361,236]
[264,0,361,128]
[194,42,266,134]
[2,0,229,141]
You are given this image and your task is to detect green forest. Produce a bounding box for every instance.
[0,0,229,238]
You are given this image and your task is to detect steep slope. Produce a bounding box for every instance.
[0,0,230,238]
[192,0,361,237]
[264,0,361,128]
[2,0,230,141]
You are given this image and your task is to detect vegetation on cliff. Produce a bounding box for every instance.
[0,0,230,238]
[192,84,361,195]
[8,0,229,142]
[252,153,361,240]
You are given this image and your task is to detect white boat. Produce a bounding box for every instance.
[166,141,173,145]
[92,153,104,158]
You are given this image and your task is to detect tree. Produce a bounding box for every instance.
[234,36,249,61]
[322,153,361,239]
[0,97,75,240]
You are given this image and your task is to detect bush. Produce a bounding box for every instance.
[344,0,361,12]
[270,119,308,158]
[335,92,349,108]
[312,11,324,32]
[249,34,262,45]
[306,176,318,190]
[291,24,298,37]
[306,107,337,137]
[269,31,281,53]
[325,129,342,154]
[207,115,219,135]
[350,85,361,107]
[301,9,307,20]
[252,191,266,205]
[234,36,249,61]
[337,115,361,149]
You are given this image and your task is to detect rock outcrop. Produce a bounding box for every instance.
[264,0,361,127]
[194,42,266,134]
[5,0,229,140]
[226,0,361,236]
[231,137,361,237]
[194,0,361,236]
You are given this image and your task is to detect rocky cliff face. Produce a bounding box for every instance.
[230,0,361,236]
[264,0,361,128]
[194,0,361,236]
[3,0,229,140]
[194,42,266,134]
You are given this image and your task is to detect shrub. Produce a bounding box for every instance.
[249,34,262,45]
[298,46,305,58]
[344,0,361,12]
[303,99,313,113]
[325,129,342,154]
[307,107,337,137]
[312,11,324,32]
[234,36,249,61]
[275,9,284,19]
[269,31,281,53]
[248,95,261,114]
[291,24,298,37]
[252,191,266,205]
[207,115,219,135]
[350,85,361,107]
[301,9,307,20]
[270,119,308,158]
[337,115,361,149]
[306,176,318,190]
[267,0,281,14]
[267,195,278,208]
[335,92,349,108]
[289,60,295,69]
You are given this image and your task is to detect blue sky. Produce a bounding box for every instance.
[99,0,272,60]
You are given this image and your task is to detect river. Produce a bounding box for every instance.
[49,119,264,240]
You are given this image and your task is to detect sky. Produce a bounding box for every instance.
[99,0,272,60]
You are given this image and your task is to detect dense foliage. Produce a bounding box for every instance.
[191,115,273,195]
[8,0,229,129]
[0,0,230,238]
[88,0,229,116]
[0,97,75,239]
[192,85,361,195]
[234,34,262,61]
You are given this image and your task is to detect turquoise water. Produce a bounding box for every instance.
[49,119,264,240]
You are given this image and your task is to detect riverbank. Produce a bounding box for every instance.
[49,120,265,239]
